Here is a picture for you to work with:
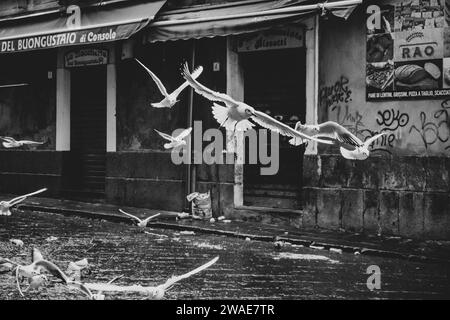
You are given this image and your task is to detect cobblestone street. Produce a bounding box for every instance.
[1,209,449,300]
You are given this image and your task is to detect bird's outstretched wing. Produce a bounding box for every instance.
[251,111,334,145]
[161,256,219,291]
[171,66,204,98]
[0,136,15,142]
[118,209,141,223]
[182,63,239,107]
[154,129,175,142]
[363,133,385,148]
[9,188,47,205]
[175,127,192,140]
[141,213,161,224]
[34,260,70,283]
[135,58,169,97]
[316,121,363,147]
[32,248,44,263]
[18,140,44,145]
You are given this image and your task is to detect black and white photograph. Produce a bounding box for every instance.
[0,0,449,311]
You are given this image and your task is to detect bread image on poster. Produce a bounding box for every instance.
[394,60,442,90]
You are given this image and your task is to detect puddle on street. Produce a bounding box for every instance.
[272,252,340,264]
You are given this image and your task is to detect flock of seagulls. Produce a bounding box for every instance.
[137,60,384,159]
[0,57,389,300]
[0,192,219,299]
[0,246,219,300]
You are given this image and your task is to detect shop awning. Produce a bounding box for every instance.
[0,1,167,53]
[145,0,361,42]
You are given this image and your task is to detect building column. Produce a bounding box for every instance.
[56,49,70,151]
[104,42,117,152]
[106,58,117,152]
[304,15,320,155]
[226,36,245,207]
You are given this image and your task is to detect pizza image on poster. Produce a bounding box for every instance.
[367,61,395,92]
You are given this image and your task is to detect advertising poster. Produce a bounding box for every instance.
[366,0,450,100]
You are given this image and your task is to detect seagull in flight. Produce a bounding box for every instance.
[135,58,203,108]
[0,188,47,216]
[0,136,45,148]
[154,128,192,149]
[118,209,161,228]
[182,63,333,145]
[84,256,219,299]
[291,121,385,160]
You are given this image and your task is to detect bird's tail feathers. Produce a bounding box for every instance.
[235,120,254,132]
[212,103,230,127]
[289,137,305,146]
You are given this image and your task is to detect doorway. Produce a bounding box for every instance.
[241,49,306,209]
[66,66,107,198]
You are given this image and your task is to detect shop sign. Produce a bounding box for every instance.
[237,26,304,52]
[0,22,141,54]
[65,49,108,68]
[366,1,450,100]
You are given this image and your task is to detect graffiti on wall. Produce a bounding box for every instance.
[409,99,450,150]
[320,76,450,155]
[319,76,352,111]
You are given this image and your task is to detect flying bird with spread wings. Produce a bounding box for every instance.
[291,121,385,160]
[0,136,45,148]
[182,63,333,146]
[0,188,47,216]
[154,127,192,149]
[84,256,219,300]
[118,209,161,228]
[135,58,203,108]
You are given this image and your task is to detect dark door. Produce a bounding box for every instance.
[242,49,306,209]
[67,66,107,197]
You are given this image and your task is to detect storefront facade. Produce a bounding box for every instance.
[5,0,447,241]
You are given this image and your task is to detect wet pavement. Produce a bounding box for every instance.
[1,209,450,300]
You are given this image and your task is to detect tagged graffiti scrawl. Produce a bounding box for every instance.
[319,76,352,111]
[365,108,410,154]
[376,109,409,131]
[409,99,450,150]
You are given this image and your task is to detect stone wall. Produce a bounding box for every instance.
[304,2,450,240]
[302,155,450,239]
